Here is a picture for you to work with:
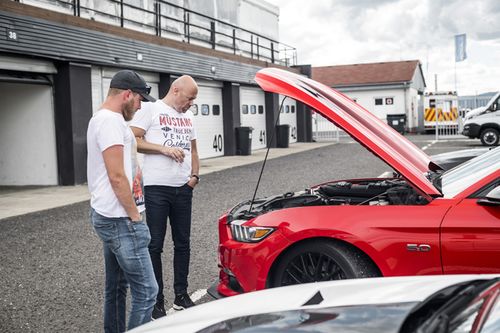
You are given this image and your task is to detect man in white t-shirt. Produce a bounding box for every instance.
[130,75,199,318]
[87,70,158,332]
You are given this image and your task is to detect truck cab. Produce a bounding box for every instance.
[462,91,500,146]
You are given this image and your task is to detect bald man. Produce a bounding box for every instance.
[130,75,199,318]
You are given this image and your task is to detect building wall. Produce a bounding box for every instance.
[343,89,406,120]
[340,87,422,132]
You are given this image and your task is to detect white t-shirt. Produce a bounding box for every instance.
[130,100,197,187]
[87,109,145,218]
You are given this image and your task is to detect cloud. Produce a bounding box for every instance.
[268,0,500,94]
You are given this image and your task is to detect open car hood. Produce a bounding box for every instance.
[255,68,441,197]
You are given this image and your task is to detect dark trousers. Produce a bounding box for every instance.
[144,184,193,305]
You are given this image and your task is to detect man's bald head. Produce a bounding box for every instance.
[172,75,198,92]
[164,75,198,113]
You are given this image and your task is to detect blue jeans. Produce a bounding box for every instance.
[90,209,158,333]
[144,184,193,305]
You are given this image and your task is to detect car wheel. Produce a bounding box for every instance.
[270,240,380,288]
[480,128,500,146]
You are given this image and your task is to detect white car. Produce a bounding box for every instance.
[131,275,500,333]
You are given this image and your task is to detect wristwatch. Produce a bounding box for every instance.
[191,174,200,183]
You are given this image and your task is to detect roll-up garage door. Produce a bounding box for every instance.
[240,86,266,151]
[279,95,298,144]
[0,74,58,185]
[191,80,224,159]
[91,66,160,115]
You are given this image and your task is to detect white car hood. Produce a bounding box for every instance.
[130,275,498,333]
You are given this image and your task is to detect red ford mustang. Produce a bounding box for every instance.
[210,68,500,298]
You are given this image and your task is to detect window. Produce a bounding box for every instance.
[375,98,383,105]
[250,105,257,114]
[258,105,264,114]
[213,105,220,116]
[190,104,198,115]
[201,104,209,115]
[291,105,295,113]
[242,105,248,114]
[285,105,290,113]
[385,97,394,105]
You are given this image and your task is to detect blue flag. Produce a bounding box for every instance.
[455,34,467,62]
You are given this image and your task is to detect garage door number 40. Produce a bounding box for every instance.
[213,134,223,152]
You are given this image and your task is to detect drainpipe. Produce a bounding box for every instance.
[403,82,408,132]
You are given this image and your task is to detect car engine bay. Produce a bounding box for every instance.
[230,179,429,220]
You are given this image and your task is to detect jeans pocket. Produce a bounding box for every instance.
[91,212,121,251]
[127,220,151,248]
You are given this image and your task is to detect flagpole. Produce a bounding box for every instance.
[454,60,457,95]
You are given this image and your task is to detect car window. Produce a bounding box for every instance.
[449,299,484,333]
[481,296,500,333]
[441,147,500,198]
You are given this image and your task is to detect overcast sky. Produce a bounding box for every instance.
[267,0,500,96]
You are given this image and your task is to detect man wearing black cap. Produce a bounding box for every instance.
[87,70,158,332]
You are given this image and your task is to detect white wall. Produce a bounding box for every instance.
[343,89,406,121]
[0,82,58,185]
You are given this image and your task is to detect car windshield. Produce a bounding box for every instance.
[440,147,499,198]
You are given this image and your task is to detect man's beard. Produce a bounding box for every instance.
[123,98,136,121]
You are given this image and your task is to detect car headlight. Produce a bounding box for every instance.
[230,220,275,243]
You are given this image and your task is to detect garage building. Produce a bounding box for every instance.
[0,0,313,186]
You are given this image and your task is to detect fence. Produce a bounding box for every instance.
[17,0,297,66]
[312,113,342,142]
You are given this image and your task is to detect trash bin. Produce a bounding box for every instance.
[387,114,406,134]
[276,124,290,148]
[235,126,253,155]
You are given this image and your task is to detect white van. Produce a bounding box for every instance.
[462,91,500,146]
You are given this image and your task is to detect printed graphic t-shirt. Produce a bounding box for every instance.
[130,100,196,187]
[87,109,145,218]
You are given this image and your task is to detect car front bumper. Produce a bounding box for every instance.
[462,123,481,138]
[213,216,291,297]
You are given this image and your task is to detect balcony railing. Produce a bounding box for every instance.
[16,0,297,66]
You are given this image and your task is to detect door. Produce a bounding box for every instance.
[240,86,266,151]
[0,81,58,185]
[441,185,500,274]
[278,95,297,143]
[191,81,224,159]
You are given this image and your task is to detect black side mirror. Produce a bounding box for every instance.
[477,186,500,206]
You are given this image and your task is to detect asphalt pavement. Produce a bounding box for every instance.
[0,135,485,332]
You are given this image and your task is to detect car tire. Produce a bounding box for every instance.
[269,240,380,288]
[480,128,500,146]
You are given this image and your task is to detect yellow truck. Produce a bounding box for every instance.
[423,91,459,132]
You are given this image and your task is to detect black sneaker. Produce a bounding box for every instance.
[152,302,166,320]
[173,293,195,310]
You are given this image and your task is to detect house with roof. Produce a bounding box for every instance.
[312,60,426,133]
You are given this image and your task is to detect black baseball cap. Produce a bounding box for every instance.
[110,70,156,102]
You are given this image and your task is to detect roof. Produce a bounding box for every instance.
[312,60,421,88]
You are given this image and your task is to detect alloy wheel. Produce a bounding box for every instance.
[280,252,347,286]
